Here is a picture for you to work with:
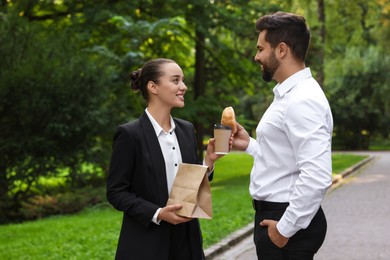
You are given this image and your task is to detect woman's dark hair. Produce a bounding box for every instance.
[130,58,176,100]
[256,11,310,62]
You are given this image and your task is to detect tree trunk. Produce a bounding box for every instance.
[0,163,10,223]
[194,28,206,161]
[317,0,325,87]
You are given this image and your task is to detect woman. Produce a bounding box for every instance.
[106,58,223,259]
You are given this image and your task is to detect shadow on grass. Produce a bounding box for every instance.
[211,175,250,188]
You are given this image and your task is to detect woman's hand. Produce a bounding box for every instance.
[158,204,192,225]
[204,134,234,169]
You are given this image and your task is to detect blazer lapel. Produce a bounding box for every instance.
[174,119,197,164]
[139,112,169,204]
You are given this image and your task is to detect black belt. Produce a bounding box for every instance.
[252,200,289,211]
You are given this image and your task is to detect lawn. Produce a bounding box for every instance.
[0,204,121,259]
[200,152,254,247]
[0,152,367,259]
[332,153,368,173]
[369,138,390,151]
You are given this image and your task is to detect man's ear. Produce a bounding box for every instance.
[147,81,158,95]
[277,42,288,59]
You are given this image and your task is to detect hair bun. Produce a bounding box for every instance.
[130,68,142,90]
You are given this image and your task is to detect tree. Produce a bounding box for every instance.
[324,0,390,149]
[0,9,123,222]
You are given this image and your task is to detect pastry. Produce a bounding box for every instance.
[221,106,237,134]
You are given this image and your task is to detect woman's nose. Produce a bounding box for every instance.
[180,82,187,90]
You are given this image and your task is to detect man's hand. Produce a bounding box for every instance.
[232,122,250,151]
[158,204,192,225]
[260,219,289,248]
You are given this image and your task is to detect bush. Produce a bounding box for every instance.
[20,186,106,220]
[0,12,124,223]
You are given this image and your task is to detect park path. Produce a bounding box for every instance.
[209,151,390,260]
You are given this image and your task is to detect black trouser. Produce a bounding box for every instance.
[168,222,193,260]
[253,200,327,260]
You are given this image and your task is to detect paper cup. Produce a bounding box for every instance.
[214,124,232,154]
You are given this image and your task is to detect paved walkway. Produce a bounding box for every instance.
[207,151,390,260]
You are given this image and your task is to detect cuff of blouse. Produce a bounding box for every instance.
[152,208,162,225]
[203,159,214,177]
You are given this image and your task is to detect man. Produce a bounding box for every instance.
[233,11,333,259]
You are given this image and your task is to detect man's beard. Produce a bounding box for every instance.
[261,51,279,82]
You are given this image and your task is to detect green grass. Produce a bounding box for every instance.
[332,153,368,174]
[0,204,122,259]
[369,138,390,151]
[0,152,367,259]
[200,152,254,247]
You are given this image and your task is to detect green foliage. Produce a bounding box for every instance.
[20,186,106,220]
[369,136,390,151]
[0,11,125,223]
[328,47,390,149]
[321,0,390,149]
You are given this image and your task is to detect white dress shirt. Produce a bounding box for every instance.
[245,68,333,237]
[145,108,182,224]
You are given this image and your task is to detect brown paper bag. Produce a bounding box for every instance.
[166,163,212,219]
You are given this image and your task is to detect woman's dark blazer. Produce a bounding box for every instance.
[106,112,209,260]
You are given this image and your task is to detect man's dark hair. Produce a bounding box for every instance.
[256,11,311,62]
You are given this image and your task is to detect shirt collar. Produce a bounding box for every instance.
[145,108,176,136]
[273,67,312,98]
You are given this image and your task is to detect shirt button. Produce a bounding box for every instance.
[172,147,175,150]
[175,164,178,166]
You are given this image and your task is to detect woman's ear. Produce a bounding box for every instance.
[147,81,158,95]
